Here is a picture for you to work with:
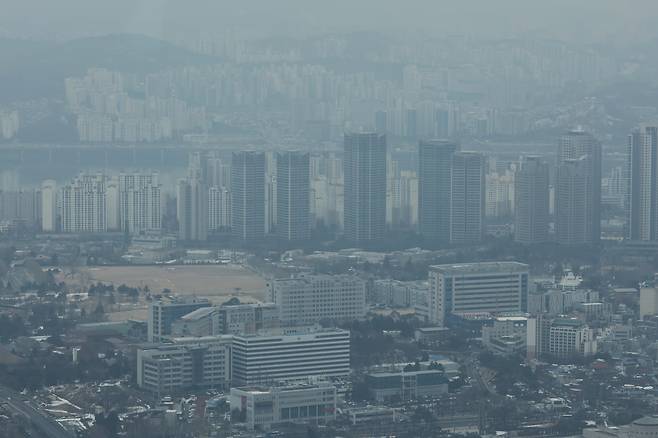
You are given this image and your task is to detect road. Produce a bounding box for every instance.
[0,386,74,438]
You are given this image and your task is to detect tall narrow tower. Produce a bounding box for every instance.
[555,129,601,244]
[343,133,387,243]
[450,152,485,244]
[418,139,459,243]
[277,151,310,242]
[515,156,550,243]
[627,126,658,241]
[231,151,266,243]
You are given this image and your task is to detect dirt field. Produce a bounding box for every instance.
[77,264,268,304]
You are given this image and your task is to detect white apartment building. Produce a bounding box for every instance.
[269,275,366,326]
[230,382,337,430]
[41,180,57,232]
[428,262,529,326]
[485,170,515,218]
[60,173,107,233]
[118,172,162,233]
[208,185,231,232]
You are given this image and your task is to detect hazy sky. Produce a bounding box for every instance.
[1,0,657,44]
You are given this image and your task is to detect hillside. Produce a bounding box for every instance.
[0,34,218,103]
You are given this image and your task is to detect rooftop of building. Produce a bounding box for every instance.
[633,416,658,427]
[179,306,217,321]
[366,369,448,378]
[232,382,334,394]
[273,274,363,285]
[429,261,528,275]
[220,302,277,310]
[552,318,586,328]
[152,297,210,307]
[168,335,233,345]
[234,327,350,339]
[494,315,528,322]
[416,327,451,333]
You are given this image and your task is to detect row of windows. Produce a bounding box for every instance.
[279,404,334,420]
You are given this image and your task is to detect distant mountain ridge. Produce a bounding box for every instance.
[0,33,218,103]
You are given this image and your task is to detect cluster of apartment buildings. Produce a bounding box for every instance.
[66,68,206,143]
[38,172,162,234]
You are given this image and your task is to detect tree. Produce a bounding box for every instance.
[428,361,444,372]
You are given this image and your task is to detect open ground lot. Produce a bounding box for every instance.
[63,265,268,319]
[85,264,266,297]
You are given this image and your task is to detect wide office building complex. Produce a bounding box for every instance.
[138,329,350,393]
[269,275,366,326]
[428,262,529,326]
[231,328,351,386]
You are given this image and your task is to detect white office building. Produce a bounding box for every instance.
[269,275,366,326]
[428,262,529,326]
[231,328,350,386]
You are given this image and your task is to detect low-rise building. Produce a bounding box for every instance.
[170,302,280,338]
[230,382,337,430]
[372,279,427,308]
[220,302,280,334]
[170,307,221,337]
[148,297,211,342]
[414,327,450,345]
[481,315,528,356]
[365,369,448,402]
